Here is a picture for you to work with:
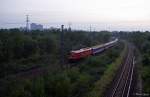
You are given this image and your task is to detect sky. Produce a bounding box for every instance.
[0,0,150,31]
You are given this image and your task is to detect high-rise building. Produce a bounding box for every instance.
[30,23,43,31]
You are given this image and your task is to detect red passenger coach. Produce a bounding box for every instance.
[69,48,92,60]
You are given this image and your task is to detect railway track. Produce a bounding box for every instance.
[106,45,135,97]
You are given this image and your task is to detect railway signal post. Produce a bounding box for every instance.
[60,25,65,69]
[26,15,29,32]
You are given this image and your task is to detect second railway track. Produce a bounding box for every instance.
[106,45,135,97]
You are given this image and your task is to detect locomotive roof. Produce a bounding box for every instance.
[71,48,91,53]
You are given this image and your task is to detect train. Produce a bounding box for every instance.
[69,38,118,60]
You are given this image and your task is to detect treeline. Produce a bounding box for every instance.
[0,28,124,97]
[0,29,111,78]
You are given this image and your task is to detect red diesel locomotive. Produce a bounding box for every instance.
[69,48,92,60]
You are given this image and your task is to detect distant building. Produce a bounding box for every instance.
[30,23,43,31]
